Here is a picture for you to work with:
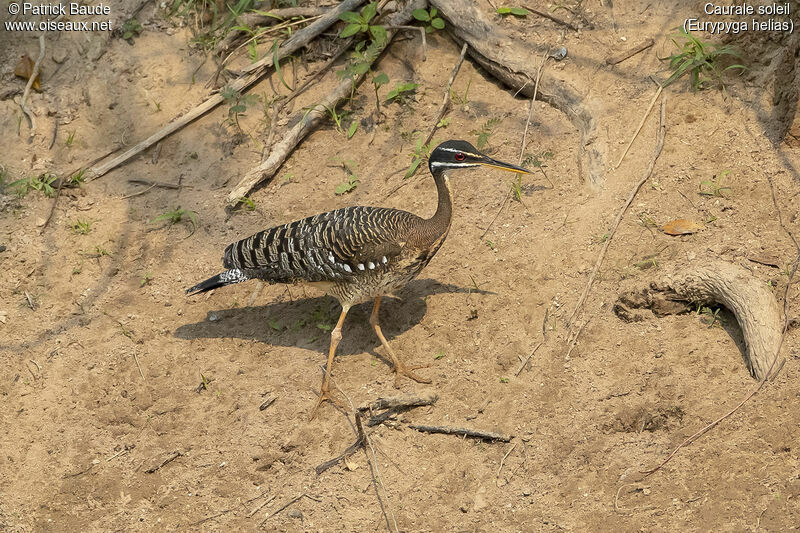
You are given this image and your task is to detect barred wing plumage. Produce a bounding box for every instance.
[223,206,420,283]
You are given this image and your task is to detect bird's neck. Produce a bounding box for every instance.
[415,167,453,248]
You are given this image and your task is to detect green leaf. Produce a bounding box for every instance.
[404,157,422,179]
[347,121,358,139]
[431,17,445,29]
[430,8,438,17]
[412,8,430,21]
[510,7,529,15]
[361,2,377,22]
[370,24,387,44]
[496,7,511,14]
[272,40,292,91]
[372,72,389,86]
[339,11,362,23]
[340,23,362,37]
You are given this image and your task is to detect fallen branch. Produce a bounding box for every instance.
[523,5,579,31]
[409,424,512,442]
[567,93,666,327]
[359,390,438,426]
[127,178,182,189]
[216,6,329,55]
[226,0,423,206]
[85,0,366,181]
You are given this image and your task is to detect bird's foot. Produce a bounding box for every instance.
[393,362,432,385]
[309,388,346,420]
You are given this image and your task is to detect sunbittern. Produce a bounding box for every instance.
[186,140,530,416]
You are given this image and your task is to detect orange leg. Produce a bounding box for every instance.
[310,304,350,419]
[370,296,431,384]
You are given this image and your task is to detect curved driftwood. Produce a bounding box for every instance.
[615,259,783,380]
[430,0,605,186]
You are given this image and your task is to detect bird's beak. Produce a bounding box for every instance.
[479,156,532,174]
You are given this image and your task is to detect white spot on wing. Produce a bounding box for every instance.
[343,264,352,273]
[358,263,365,271]
[368,262,375,269]
[381,256,387,263]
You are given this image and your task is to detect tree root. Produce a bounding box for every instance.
[614,259,783,380]
[430,0,605,186]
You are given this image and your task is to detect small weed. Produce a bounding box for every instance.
[496,7,529,16]
[371,71,389,114]
[697,305,722,328]
[510,174,524,203]
[339,2,387,44]
[434,349,445,360]
[485,240,496,250]
[386,82,418,104]
[334,159,359,195]
[151,207,198,234]
[121,18,143,41]
[662,29,747,92]
[449,79,471,109]
[71,219,92,235]
[412,7,445,32]
[597,232,610,243]
[699,170,733,197]
[436,117,451,128]
[404,137,436,179]
[93,246,110,257]
[66,169,86,187]
[470,117,501,149]
[499,377,510,383]
[65,131,76,146]
[521,150,553,169]
[7,173,58,198]
[237,196,256,210]
[140,271,153,287]
[221,86,261,131]
[268,319,282,331]
[71,265,82,276]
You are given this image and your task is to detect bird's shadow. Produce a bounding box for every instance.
[175,279,494,357]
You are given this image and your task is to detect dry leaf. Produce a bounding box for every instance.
[14,54,40,90]
[661,219,703,236]
[343,454,359,471]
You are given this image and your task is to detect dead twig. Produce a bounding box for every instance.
[613,84,663,169]
[121,184,156,200]
[132,348,145,381]
[357,390,438,426]
[606,38,654,65]
[190,508,234,526]
[144,450,182,473]
[523,5,579,31]
[127,178,182,189]
[515,308,549,375]
[20,34,46,140]
[496,441,517,486]
[247,494,276,518]
[85,0,365,181]
[641,168,799,476]
[260,493,321,526]
[568,94,667,327]
[409,424,512,442]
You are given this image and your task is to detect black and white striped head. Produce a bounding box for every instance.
[428,140,531,175]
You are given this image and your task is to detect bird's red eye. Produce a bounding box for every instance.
[455,152,466,161]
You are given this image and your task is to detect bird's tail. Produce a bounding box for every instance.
[186,268,249,295]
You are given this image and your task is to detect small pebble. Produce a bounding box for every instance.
[287,509,302,520]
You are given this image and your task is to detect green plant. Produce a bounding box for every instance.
[334,159,359,195]
[662,29,746,91]
[371,72,389,114]
[510,174,524,203]
[412,7,445,32]
[470,117,501,149]
[339,2,387,44]
[140,271,153,287]
[404,137,436,179]
[65,131,76,146]
[121,18,143,40]
[386,82,418,104]
[221,86,261,131]
[485,240,496,250]
[237,196,256,210]
[449,79,471,109]
[7,173,58,197]
[496,7,529,16]
[65,169,86,187]
[436,117,451,128]
[434,349,445,360]
[71,219,92,235]
[699,170,733,197]
[151,207,198,233]
[499,377,510,383]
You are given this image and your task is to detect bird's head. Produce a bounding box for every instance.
[428,140,531,175]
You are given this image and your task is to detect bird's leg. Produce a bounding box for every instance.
[369,296,431,384]
[310,304,350,419]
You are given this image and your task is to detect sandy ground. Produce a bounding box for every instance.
[2,1,800,531]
